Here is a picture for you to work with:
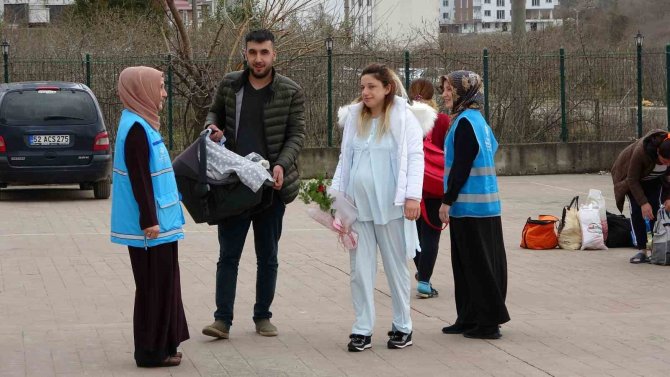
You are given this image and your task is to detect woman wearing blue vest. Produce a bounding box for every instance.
[110,66,189,367]
[438,70,510,340]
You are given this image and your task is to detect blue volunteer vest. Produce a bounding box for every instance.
[110,110,184,247]
[444,109,501,217]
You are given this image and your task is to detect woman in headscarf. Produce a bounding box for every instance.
[438,70,509,339]
[110,66,189,367]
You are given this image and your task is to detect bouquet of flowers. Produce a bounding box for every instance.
[299,175,358,250]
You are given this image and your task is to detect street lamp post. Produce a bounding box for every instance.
[635,31,644,138]
[2,41,9,84]
[326,37,333,147]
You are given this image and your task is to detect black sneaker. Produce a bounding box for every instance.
[387,330,413,349]
[347,334,372,352]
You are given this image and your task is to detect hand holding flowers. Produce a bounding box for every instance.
[299,175,358,250]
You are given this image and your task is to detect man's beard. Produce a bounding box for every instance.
[250,65,272,79]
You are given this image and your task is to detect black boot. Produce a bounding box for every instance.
[463,325,502,339]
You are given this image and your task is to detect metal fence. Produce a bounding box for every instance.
[2,47,669,149]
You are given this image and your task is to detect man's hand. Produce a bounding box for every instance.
[642,202,654,220]
[272,165,284,190]
[404,199,420,221]
[439,204,450,226]
[664,199,670,213]
[207,124,224,142]
[143,225,160,239]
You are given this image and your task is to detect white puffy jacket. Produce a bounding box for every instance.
[329,96,437,258]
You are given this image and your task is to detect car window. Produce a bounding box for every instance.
[0,89,98,125]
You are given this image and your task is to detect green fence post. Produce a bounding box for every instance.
[404,50,410,89]
[326,37,333,147]
[166,54,174,150]
[636,39,643,138]
[560,48,567,142]
[483,48,489,124]
[666,44,669,131]
[2,43,9,84]
[85,53,91,88]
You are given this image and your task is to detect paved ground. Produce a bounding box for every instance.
[0,174,668,377]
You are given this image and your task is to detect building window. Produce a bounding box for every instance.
[4,4,29,24]
[483,23,490,29]
[485,0,491,3]
[443,12,449,19]
[532,0,539,6]
[367,0,372,6]
[484,10,491,16]
[443,0,449,5]
[496,0,505,6]
[497,10,505,19]
[502,23,508,31]
[546,0,552,2]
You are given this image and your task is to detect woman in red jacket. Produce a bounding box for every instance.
[409,78,450,298]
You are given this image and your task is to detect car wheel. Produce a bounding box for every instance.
[93,179,111,199]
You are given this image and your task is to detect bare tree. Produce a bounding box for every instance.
[511,0,526,47]
[156,0,321,147]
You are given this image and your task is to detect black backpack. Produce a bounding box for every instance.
[605,211,634,248]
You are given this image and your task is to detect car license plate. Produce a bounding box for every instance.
[30,135,70,146]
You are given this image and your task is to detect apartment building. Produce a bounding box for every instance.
[333,0,439,44]
[172,0,222,25]
[0,0,222,27]
[439,0,562,34]
[1,0,74,25]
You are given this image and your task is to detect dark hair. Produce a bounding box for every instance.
[409,78,433,100]
[409,78,438,110]
[245,29,275,45]
[659,138,670,159]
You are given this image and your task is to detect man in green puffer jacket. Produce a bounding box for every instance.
[202,29,305,339]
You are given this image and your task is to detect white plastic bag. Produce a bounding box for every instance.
[558,196,582,250]
[586,188,608,241]
[579,203,608,250]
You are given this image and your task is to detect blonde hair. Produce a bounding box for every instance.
[356,64,403,139]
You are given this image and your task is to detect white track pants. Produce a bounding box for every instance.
[350,218,412,336]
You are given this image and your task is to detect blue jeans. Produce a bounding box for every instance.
[214,196,285,326]
[628,178,663,250]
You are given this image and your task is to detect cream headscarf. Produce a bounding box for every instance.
[117,66,164,130]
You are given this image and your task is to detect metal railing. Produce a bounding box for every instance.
[1,47,668,149]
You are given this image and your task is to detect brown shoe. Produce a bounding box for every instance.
[137,356,181,368]
[202,320,230,339]
[255,319,278,337]
[159,356,181,367]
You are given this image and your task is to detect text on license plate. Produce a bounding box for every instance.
[30,135,70,146]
